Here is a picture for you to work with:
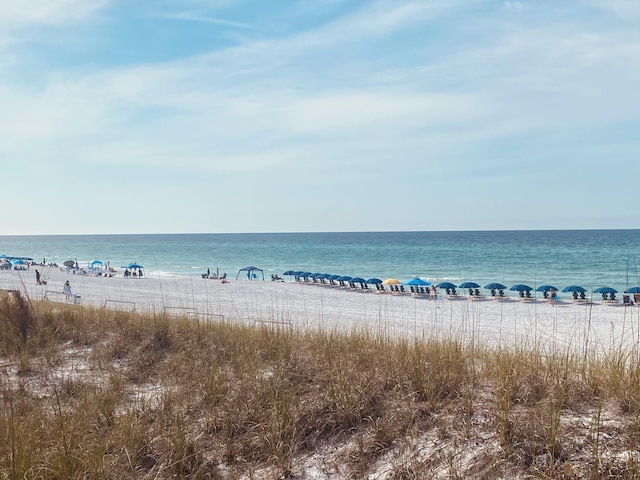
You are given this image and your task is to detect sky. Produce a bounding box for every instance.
[1,0,639,235]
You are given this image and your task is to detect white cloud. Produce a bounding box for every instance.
[0,0,108,28]
[163,11,258,31]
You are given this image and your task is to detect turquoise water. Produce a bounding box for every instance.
[1,230,639,292]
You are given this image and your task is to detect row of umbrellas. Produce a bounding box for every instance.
[282,271,640,295]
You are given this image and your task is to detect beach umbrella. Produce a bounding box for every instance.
[484,283,507,290]
[63,260,75,268]
[382,278,401,285]
[351,277,366,284]
[509,284,533,292]
[624,287,640,293]
[436,281,457,289]
[535,285,558,292]
[403,277,431,286]
[458,281,480,289]
[594,286,617,294]
[329,275,341,281]
[122,263,144,269]
[283,270,295,276]
[366,278,382,284]
[336,276,352,282]
[562,285,587,293]
[300,272,312,277]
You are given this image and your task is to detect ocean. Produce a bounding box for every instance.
[1,230,639,292]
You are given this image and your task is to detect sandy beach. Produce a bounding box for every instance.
[1,266,638,355]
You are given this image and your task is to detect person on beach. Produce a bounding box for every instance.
[35,269,41,285]
[63,280,72,300]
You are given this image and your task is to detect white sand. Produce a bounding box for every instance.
[2,266,640,354]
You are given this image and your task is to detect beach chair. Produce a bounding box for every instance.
[635,294,640,305]
[623,294,632,305]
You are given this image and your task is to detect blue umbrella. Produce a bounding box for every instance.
[535,285,558,292]
[351,277,366,285]
[366,278,383,284]
[122,263,143,269]
[510,284,533,292]
[594,286,617,294]
[484,282,507,290]
[403,277,431,286]
[283,270,295,276]
[562,285,587,293]
[625,287,640,293]
[300,272,312,277]
[336,276,352,282]
[329,275,342,281]
[458,281,480,289]
[436,281,457,289]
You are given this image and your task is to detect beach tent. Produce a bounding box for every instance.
[89,260,104,272]
[237,266,264,280]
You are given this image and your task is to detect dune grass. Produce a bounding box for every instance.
[2,291,640,478]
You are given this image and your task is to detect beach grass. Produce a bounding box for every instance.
[2,292,640,478]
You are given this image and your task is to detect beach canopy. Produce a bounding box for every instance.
[625,287,640,293]
[403,277,431,286]
[562,285,587,293]
[484,282,507,290]
[382,278,401,285]
[236,266,264,280]
[594,286,617,294]
[535,285,558,292]
[458,281,480,289]
[510,284,533,292]
[436,281,457,289]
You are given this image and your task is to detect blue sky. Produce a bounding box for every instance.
[1,0,639,234]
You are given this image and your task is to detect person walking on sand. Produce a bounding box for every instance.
[63,280,71,300]
[35,269,41,285]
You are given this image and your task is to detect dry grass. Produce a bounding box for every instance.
[2,291,640,478]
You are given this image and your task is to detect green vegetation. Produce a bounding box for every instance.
[2,291,640,478]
